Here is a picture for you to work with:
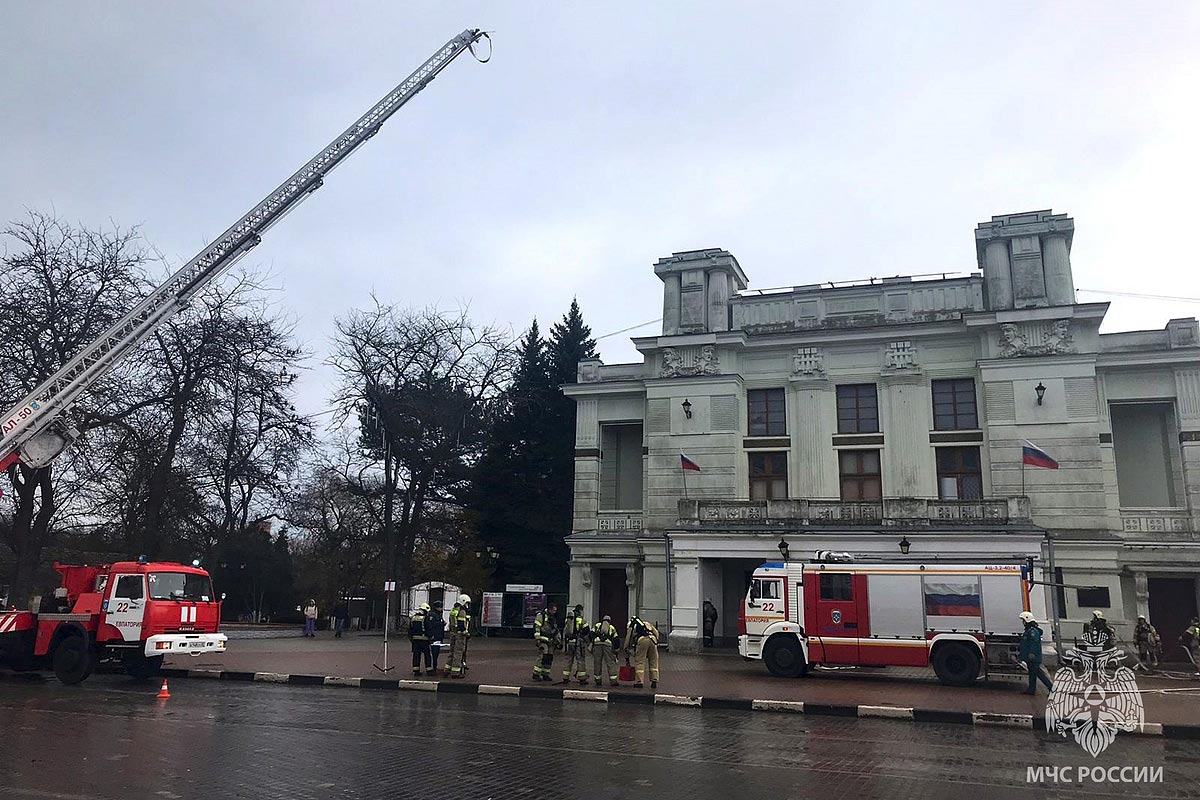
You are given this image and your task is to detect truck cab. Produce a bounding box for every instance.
[1,559,227,684]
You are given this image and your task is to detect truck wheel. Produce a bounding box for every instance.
[932,642,981,687]
[52,634,92,685]
[123,653,164,681]
[763,636,808,678]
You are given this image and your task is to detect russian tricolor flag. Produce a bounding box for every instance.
[1022,440,1058,470]
[680,453,702,472]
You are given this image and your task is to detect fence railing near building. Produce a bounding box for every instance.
[1119,507,1193,533]
[677,496,1032,528]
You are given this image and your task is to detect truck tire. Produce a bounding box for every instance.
[932,642,981,687]
[122,653,164,681]
[52,634,93,685]
[763,635,808,678]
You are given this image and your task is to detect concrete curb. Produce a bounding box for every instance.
[157,668,1200,739]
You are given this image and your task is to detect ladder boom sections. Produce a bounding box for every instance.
[0,28,487,468]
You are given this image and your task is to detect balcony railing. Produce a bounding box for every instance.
[596,510,645,533]
[1119,508,1193,534]
[677,497,1031,528]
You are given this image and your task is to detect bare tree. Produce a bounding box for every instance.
[328,302,513,592]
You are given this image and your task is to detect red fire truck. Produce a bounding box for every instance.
[0,559,226,684]
[738,553,1049,686]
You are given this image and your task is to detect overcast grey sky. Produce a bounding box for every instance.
[3,2,1199,423]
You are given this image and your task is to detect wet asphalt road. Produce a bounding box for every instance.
[1,675,1198,800]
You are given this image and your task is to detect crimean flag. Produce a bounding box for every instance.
[680,453,702,472]
[1022,440,1059,470]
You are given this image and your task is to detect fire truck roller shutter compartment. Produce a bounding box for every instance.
[979,574,1026,635]
[863,573,927,667]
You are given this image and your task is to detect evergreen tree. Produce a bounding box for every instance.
[473,320,559,587]
[548,299,597,385]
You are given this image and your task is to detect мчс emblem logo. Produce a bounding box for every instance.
[1046,627,1144,757]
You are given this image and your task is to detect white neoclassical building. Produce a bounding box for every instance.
[565,209,1200,654]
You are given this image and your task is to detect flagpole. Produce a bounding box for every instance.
[681,451,689,500]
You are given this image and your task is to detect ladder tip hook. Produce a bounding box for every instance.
[468,30,493,63]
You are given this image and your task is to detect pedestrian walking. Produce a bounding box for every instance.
[591,614,620,686]
[409,603,433,676]
[303,599,318,637]
[446,593,472,679]
[1133,614,1162,671]
[558,603,590,685]
[1019,611,1053,695]
[702,599,718,648]
[427,600,446,675]
[333,600,349,638]
[531,601,559,682]
[623,615,660,689]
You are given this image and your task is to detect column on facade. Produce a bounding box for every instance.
[662,273,681,335]
[706,270,731,332]
[1042,234,1075,306]
[1175,368,1200,529]
[670,555,701,653]
[573,398,600,532]
[1134,571,1150,620]
[881,374,932,498]
[790,379,836,498]
[982,239,1014,310]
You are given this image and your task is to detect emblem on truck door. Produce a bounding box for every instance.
[831,609,842,624]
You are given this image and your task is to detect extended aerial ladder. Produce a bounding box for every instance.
[0,29,490,473]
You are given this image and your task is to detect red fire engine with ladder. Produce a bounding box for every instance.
[738,552,1051,686]
[0,29,490,684]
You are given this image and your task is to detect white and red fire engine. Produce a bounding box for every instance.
[0,559,226,684]
[738,552,1049,686]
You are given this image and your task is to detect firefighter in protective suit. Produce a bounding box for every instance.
[409,602,432,676]
[623,615,660,688]
[558,603,590,685]
[591,614,620,686]
[531,602,559,682]
[446,593,471,678]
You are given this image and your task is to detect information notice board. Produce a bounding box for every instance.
[481,592,504,627]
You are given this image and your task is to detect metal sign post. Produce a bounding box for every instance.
[374,580,397,673]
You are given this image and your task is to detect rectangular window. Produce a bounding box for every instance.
[1076,586,1111,608]
[1053,567,1066,618]
[932,379,978,430]
[839,450,881,500]
[751,578,782,601]
[819,573,853,601]
[749,452,788,500]
[1111,402,1178,507]
[748,388,786,436]
[836,384,879,434]
[114,575,143,601]
[936,447,982,500]
[599,423,644,510]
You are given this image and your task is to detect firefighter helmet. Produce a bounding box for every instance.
[419,602,431,612]
[458,593,471,606]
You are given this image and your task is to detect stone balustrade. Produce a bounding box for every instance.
[677,496,1031,528]
[1119,507,1193,534]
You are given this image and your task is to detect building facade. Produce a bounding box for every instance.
[565,210,1200,654]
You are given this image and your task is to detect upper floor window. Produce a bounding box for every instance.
[932,379,978,430]
[936,446,982,500]
[836,384,879,434]
[748,388,786,436]
[599,423,643,510]
[749,452,788,500]
[839,450,882,500]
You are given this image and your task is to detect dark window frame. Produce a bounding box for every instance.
[1076,586,1111,608]
[748,388,787,437]
[749,451,788,500]
[932,378,978,431]
[819,573,853,601]
[114,575,143,601]
[836,384,879,434]
[839,449,882,500]
[936,446,983,500]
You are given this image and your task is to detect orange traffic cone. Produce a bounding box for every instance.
[156,679,171,700]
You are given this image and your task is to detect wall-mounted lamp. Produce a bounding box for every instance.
[777,538,791,561]
[1035,382,1046,406]
[681,398,693,419]
[898,536,911,555]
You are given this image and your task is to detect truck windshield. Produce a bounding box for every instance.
[148,572,214,602]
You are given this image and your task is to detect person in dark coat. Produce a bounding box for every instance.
[702,599,719,648]
[333,601,349,638]
[425,600,447,676]
[1019,611,1053,695]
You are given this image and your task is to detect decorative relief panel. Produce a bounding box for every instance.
[791,347,825,377]
[597,514,644,532]
[884,340,919,371]
[997,320,1075,358]
[661,346,720,377]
